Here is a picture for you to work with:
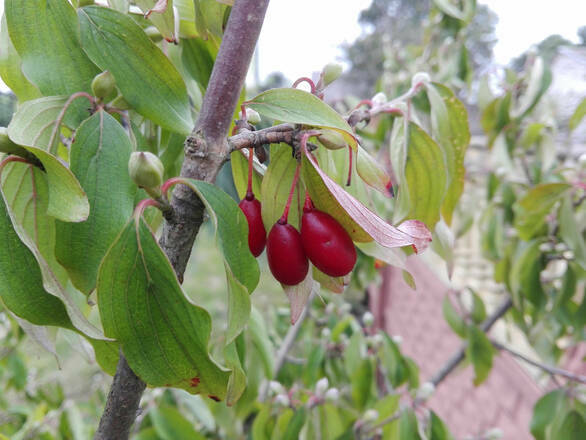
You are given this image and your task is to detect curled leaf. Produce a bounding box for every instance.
[356,144,392,196]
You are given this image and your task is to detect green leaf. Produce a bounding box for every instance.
[395,122,447,229]
[0,14,40,101]
[554,410,586,440]
[559,195,586,270]
[530,389,565,440]
[465,325,494,386]
[181,36,215,90]
[252,405,273,440]
[193,0,229,40]
[0,162,103,339]
[426,83,470,225]
[1,162,68,285]
[56,111,136,294]
[511,57,552,119]
[569,98,586,131]
[224,334,247,405]
[261,144,302,230]
[442,296,467,338]
[402,270,416,290]
[379,332,407,387]
[106,0,129,13]
[248,307,274,379]
[97,217,231,397]
[5,0,99,96]
[469,290,487,324]
[180,179,260,340]
[7,96,90,152]
[429,411,454,440]
[247,88,357,149]
[281,408,307,440]
[20,146,90,223]
[399,409,422,440]
[509,240,545,308]
[79,6,192,135]
[433,0,466,20]
[514,183,572,240]
[0,182,71,328]
[136,0,176,42]
[351,359,373,410]
[150,406,206,440]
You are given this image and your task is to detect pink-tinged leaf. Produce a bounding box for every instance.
[356,144,392,197]
[145,0,168,17]
[302,150,432,252]
[283,270,316,324]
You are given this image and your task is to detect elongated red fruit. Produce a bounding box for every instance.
[301,204,356,277]
[239,195,266,257]
[267,221,308,285]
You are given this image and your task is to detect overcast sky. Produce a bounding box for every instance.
[255,0,586,82]
[0,1,584,91]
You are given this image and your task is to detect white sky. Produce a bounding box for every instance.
[254,0,586,82]
[0,1,584,91]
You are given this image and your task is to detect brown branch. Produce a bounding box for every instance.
[429,296,513,386]
[491,340,586,385]
[228,123,296,152]
[95,1,270,438]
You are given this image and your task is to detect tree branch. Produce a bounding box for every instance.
[491,340,586,385]
[429,296,513,386]
[95,1,270,438]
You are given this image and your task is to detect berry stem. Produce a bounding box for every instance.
[346,146,353,186]
[303,192,314,213]
[246,147,254,200]
[292,77,317,94]
[278,160,301,225]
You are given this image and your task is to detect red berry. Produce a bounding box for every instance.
[238,195,266,257]
[267,221,308,285]
[301,208,356,277]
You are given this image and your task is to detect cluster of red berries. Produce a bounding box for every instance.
[237,150,356,286]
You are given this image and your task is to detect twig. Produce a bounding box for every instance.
[429,296,513,386]
[491,340,586,385]
[258,289,317,402]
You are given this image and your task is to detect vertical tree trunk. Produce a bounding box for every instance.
[94,1,270,438]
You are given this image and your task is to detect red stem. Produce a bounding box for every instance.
[354,99,373,110]
[161,177,186,200]
[346,146,353,186]
[303,192,314,213]
[133,198,161,220]
[246,148,254,199]
[292,77,317,94]
[278,160,301,225]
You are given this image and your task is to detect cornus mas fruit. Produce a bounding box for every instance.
[239,148,266,257]
[266,161,308,285]
[301,196,356,277]
[239,194,266,257]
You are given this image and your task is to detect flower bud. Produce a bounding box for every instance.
[318,130,347,150]
[538,242,554,253]
[321,327,331,339]
[392,335,403,345]
[322,62,343,86]
[415,381,435,401]
[363,409,379,423]
[269,381,285,396]
[579,153,586,166]
[339,303,351,314]
[362,311,375,327]
[371,92,387,106]
[274,394,290,407]
[411,72,431,87]
[128,151,164,196]
[324,387,339,402]
[315,377,329,396]
[555,242,568,252]
[563,250,574,260]
[91,71,116,99]
[245,108,261,125]
[485,428,504,440]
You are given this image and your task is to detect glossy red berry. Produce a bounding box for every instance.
[238,195,266,257]
[267,221,309,285]
[301,207,356,277]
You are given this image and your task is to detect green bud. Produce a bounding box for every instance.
[318,130,347,150]
[0,127,26,156]
[144,26,163,43]
[245,108,261,125]
[321,62,343,86]
[91,71,116,99]
[128,152,164,196]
